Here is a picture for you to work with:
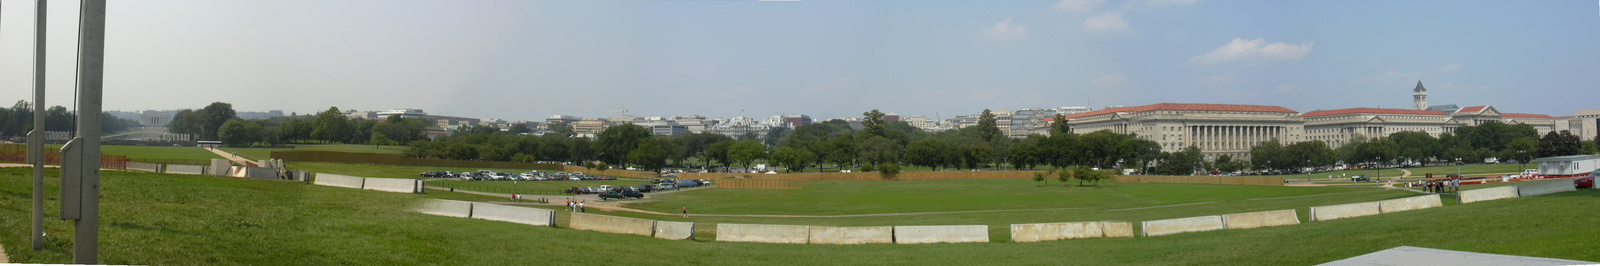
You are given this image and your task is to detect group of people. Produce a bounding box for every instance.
[566,200,586,212]
[1413,178,1460,193]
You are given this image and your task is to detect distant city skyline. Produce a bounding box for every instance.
[2,1,1596,121]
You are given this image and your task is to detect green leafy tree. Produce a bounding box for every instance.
[728,140,767,171]
[906,138,953,171]
[976,109,1003,142]
[859,109,887,138]
[878,163,901,179]
[627,137,669,172]
[547,121,576,137]
[217,119,253,147]
[1537,130,1581,157]
[1390,131,1439,166]
[196,102,238,140]
[1056,169,1072,187]
[707,141,734,170]
[1049,114,1071,136]
[857,136,902,167]
[508,123,534,134]
[311,107,351,143]
[593,123,652,166]
[772,146,816,173]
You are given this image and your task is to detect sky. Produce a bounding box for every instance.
[1,0,1597,122]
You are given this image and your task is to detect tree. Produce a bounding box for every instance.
[508,123,533,134]
[1074,166,1106,186]
[906,138,953,171]
[1156,146,1204,175]
[1508,137,1538,164]
[859,109,887,138]
[593,123,652,166]
[217,119,253,147]
[857,136,902,167]
[627,137,669,172]
[960,143,993,170]
[772,147,815,173]
[1251,139,1285,171]
[826,135,858,171]
[877,163,901,179]
[547,121,575,137]
[1538,130,1582,157]
[370,132,392,147]
[1056,170,1072,186]
[1033,171,1047,186]
[1049,114,1071,136]
[975,109,1003,142]
[197,102,238,140]
[1390,131,1439,166]
[728,140,767,171]
[311,107,351,143]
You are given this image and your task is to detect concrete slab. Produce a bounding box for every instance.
[209,158,231,176]
[1517,180,1576,197]
[1309,202,1381,221]
[893,225,989,244]
[1141,216,1226,237]
[1318,246,1595,266]
[127,161,161,172]
[415,199,473,218]
[654,221,695,240]
[470,203,555,226]
[363,177,422,193]
[166,164,206,175]
[1100,222,1135,238]
[1222,209,1300,229]
[717,224,810,244]
[1459,186,1519,204]
[313,173,365,189]
[808,226,893,245]
[570,213,655,237]
[1378,194,1442,213]
[1010,222,1103,243]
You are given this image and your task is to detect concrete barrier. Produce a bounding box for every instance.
[364,177,423,193]
[1379,194,1443,213]
[313,173,365,189]
[1141,216,1226,237]
[127,161,161,172]
[1517,180,1576,197]
[1221,209,1299,230]
[1309,201,1381,221]
[1010,222,1103,243]
[1459,186,1519,204]
[570,213,655,237]
[415,199,473,218]
[470,203,555,226]
[165,164,206,175]
[241,166,279,179]
[808,226,893,245]
[654,221,695,240]
[893,225,989,244]
[717,224,810,244]
[209,159,231,176]
[1101,222,1135,238]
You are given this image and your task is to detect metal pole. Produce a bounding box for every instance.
[30,0,49,251]
[71,0,107,263]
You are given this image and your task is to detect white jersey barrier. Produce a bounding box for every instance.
[1309,202,1381,221]
[1459,186,1519,204]
[469,202,555,226]
[1517,180,1576,197]
[165,164,207,175]
[1378,195,1442,213]
[717,224,811,244]
[808,226,893,245]
[313,173,365,189]
[654,221,695,240]
[363,177,424,194]
[1011,222,1105,243]
[571,213,656,237]
[416,199,473,218]
[1221,209,1299,230]
[893,225,989,244]
[1141,216,1225,237]
[126,161,162,172]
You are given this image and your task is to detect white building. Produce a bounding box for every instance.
[1065,103,1304,161]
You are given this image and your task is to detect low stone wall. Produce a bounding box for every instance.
[126,161,161,172]
[415,199,473,218]
[1309,202,1381,221]
[209,159,231,176]
[1011,222,1104,243]
[1141,216,1226,237]
[1222,209,1300,229]
[1517,180,1576,197]
[893,225,989,244]
[1378,195,1442,213]
[165,164,207,175]
[470,202,555,226]
[313,173,365,189]
[363,177,423,194]
[654,221,695,240]
[1459,186,1519,204]
[808,226,893,245]
[240,166,279,179]
[1101,222,1135,238]
[716,224,810,244]
[570,213,655,237]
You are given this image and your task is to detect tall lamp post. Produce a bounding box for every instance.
[1456,158,1462,176]
[1518,150,1527,170]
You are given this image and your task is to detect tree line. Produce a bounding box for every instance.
[1238,121,1599,174]
[0,100,137,139]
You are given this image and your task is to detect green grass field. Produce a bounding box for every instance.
[220,144,407,161]
[0,167,1595,265]
[44,144,223,161]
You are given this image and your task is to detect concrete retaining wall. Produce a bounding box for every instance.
[1459,186,1519,204]
[126,161,161,172]
[654,221,695,240]
[717,224,810,244]
[570,213,655,237]
[1101,222,1135,238]
[1222,209,1300,229]
[241,166,279,179]
[808,226,893,245]
[313,173,365,189]
[1309,201,1381,221]
[165,164,206,175]
[1141,216,1226,237]
[209,159,232,176]
[1010,222,1103,243]
[1517,180,1576,197]
[893,225,989,244]
[415,199,473,218]
[364,177,423,193]
[470,202,555,226]
[1379,194,1443,213]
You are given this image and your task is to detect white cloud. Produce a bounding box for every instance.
[1436,63,1463,72]
[1080,14,1130,31]
[980,17,1030,41]
[1197,73,1234,85]
[1189,38,1313,64]
[1093,74,1128,86]
[1052,0,1104,13]
[1144,0,1200,7]
[1276,83,1296,93]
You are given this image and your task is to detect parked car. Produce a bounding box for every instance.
[1577,170,1597,189]
[655,183,676,190]
[1350,175,1370,182]
[634,184,655,193]
[420,171,451,178]
[599,189,644,200]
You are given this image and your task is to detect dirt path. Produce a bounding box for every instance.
[204,147,255,166]
[1,241,8,263]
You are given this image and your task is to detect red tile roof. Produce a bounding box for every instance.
[1502,113,1553,119]
[1299,108,1448,117]
[1061,103,1297,119]
[1456,106,1488,113]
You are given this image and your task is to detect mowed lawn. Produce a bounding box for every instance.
[1,168,1596,265]
[220,144,407,160]
[45,144,223,161]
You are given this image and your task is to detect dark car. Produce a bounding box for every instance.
[420,171,450,178]
[1577,170,1597,189]
[634,184,655,193]
[1350,175,1370,182]
[599,189,644,200]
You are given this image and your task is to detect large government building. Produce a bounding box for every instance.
[1054,81,1585,161]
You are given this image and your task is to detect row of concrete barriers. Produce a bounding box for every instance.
[1458,180,1578,204]
[312,173,426,194]
[716,224,991,244]
[416,199,558,226]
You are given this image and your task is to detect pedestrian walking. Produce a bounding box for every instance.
[579,200,586,213]
[682,206,688,217]
[1451,178,1460,193]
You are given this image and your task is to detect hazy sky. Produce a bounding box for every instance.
[2,0,1597,121]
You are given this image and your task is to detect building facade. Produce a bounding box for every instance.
[1064,103,1304,161]
[1301,108,1460,148]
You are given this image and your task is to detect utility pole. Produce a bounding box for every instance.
[60,1,107,263]
[29,0,49,251]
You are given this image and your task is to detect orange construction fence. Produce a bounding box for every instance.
[1113,175,1283,186]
